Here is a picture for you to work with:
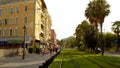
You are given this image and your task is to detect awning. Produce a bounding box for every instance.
[0,36,32,46]
[8,40,23,44]
[0,41,8,45]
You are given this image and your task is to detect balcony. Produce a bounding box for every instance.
[0,0,34,6]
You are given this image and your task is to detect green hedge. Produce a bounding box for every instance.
[29,48,40,54]
[36,48,40,54]
[29,48,33,53]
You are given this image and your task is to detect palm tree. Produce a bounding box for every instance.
[85,0,110,55]
[85,0,98,29]
[112,21,120,50]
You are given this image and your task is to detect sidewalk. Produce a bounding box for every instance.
[0,53,55,68]
[104,51,120,57]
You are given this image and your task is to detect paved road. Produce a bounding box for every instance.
[0,53,55,68]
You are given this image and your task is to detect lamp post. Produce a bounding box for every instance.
[103,29,106,49]
[23,25,26,60]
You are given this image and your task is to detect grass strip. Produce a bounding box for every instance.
[89,55,120,68]
[81,53,117,68]
[68,49,101,68]
[62,50,76,68]
[68,52,80,68]
[49,52,63,68]
[50,49,120,68]
[100,55,120,66]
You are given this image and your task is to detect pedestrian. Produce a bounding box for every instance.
[50,44,53,56]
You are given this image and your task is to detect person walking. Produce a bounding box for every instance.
[40,45,44,56]
[50,44,53,56]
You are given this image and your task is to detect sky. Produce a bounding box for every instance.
[44,0,120,40]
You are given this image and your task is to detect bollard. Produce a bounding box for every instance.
[43,63,48,68]
[46,59,50,66]
[39,52,62,68]
[39,65,43,68]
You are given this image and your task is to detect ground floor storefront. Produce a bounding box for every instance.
[0,48,23,57]
[0,41,50,57]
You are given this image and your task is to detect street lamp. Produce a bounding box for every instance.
[23,25,26,60]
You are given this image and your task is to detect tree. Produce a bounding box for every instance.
[59,36,76,48]
[85,0,110,55]
[75,20,99,52]
[83,25,98,52]
[112,21,120,50]
[85,0,98,28]
[75,20,89,49]
[66,36,76,48]
[103,32,117,49]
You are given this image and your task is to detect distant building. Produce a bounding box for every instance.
[0,0,52,57]
[50,29,57,46]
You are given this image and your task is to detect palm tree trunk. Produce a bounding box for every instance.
[100,23,104,55]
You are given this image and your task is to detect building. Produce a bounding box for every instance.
[0,0,52,57]
[50,29,56,44]
[50,29,57,47]
[44,11,52,43]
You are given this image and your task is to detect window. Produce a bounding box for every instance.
[24,16,27,23]
[5,8,8,14]
[4,18,8,25]
[25,5,28,12]
[41,24,44,30]
[10,18,13,25]
[4,29,7,37]
[16,0,19,2]
[14,28,18,36]
[16,7,19,13]
[6,0,8,3]
[0,9,2,15]
[16,17,18,24]
[10,0,14,3]
[9,29,12,37]
[10,8,14,14]
[0,19,2,25]
[0,30,1,37]
[0,0,2,5]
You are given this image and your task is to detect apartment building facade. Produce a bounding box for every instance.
[0,0,52,57]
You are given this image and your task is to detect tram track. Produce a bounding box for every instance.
[50,49,120,68]
[68,53,80,68]
[59,51,80,68]
[60,53,64,68]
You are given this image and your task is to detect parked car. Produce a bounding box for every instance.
[95,47,101,54]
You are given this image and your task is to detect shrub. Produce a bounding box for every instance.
[29,48,33,53]
[36,48,40,54]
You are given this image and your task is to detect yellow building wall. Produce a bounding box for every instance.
[0,0,51,45]
[0,1,35,38]
[35,0,43,40]
[0,0,52,56]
